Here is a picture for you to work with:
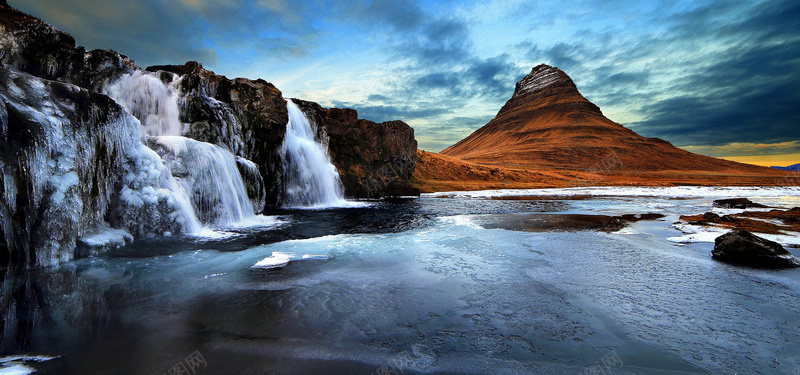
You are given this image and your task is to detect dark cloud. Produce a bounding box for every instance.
[358,0,425,31]
[516,0,800,150]
[545,42,582,72]
[466,55,517,98]
[401,53,517,103]
[366,94,391,102]
[13,0,317,68]
[632,0,800,146]
[636,65,800,146]
[414,72,462,91]
[411,20,472,64]
[329,101,452,124]
[605,72,650,88]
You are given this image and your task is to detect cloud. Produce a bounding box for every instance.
[682,141,800,157]
[632,34,800,146]
[366,94,390,102]
[514,0,800,150]
[13,0,315,68]
[358,0,425,31]
[14,0,799,154]
[329,101,452,123]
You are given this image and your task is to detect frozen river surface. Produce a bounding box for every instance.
[2,187,800,374]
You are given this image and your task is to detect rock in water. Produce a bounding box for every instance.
[712,230,800,268]
[712,198,767,209]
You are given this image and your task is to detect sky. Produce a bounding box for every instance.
[15,0,800,166]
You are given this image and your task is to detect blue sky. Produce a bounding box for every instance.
[16,0,800,165]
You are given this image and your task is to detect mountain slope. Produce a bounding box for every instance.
[441,64,784,175]
[772,163,800,172]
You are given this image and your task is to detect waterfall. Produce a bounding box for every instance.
[280,100,348,208]
[105,71,183,137]
[155,136,254,225]
[107,71,256,231]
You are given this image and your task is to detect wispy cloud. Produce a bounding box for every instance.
[13,0,800,156]
[682,141,800,157]
[14,0,316,69]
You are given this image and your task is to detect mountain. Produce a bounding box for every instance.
[441,64,782,175]
[772,163,800,172]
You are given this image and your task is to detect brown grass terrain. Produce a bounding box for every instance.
[412,150,798,193]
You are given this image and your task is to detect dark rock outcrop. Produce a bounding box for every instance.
[712,198,767,209]
[0,6,136,91]
[712,230,800,268]
[291,99,419,198]
[680,208,800,237]
[1,69,186,267]
[479,213,664,232]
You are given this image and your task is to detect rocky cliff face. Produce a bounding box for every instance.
[0,68,193,267]
[292,99,419,198]
[0,4,136,91]
[441,64,783,175]
[1,5,191,267]
[1,5,418,268]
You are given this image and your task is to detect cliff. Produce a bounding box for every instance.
[0,5,418,268]
[291,99,419,198]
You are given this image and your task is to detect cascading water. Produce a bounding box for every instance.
[105,71,183,137]
[280,100,349,208]
[107,71,256,231]
[155,136,254,224]
[106,72,202,234]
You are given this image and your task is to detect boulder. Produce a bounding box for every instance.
[712,230,800,268]
[712,198,767,209]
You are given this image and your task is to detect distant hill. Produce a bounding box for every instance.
[440,64,783,176]
[771,163,800,172]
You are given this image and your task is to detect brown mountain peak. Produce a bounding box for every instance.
[512,64,573,99]
[440,64,783,176]
[492,64,602,122]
